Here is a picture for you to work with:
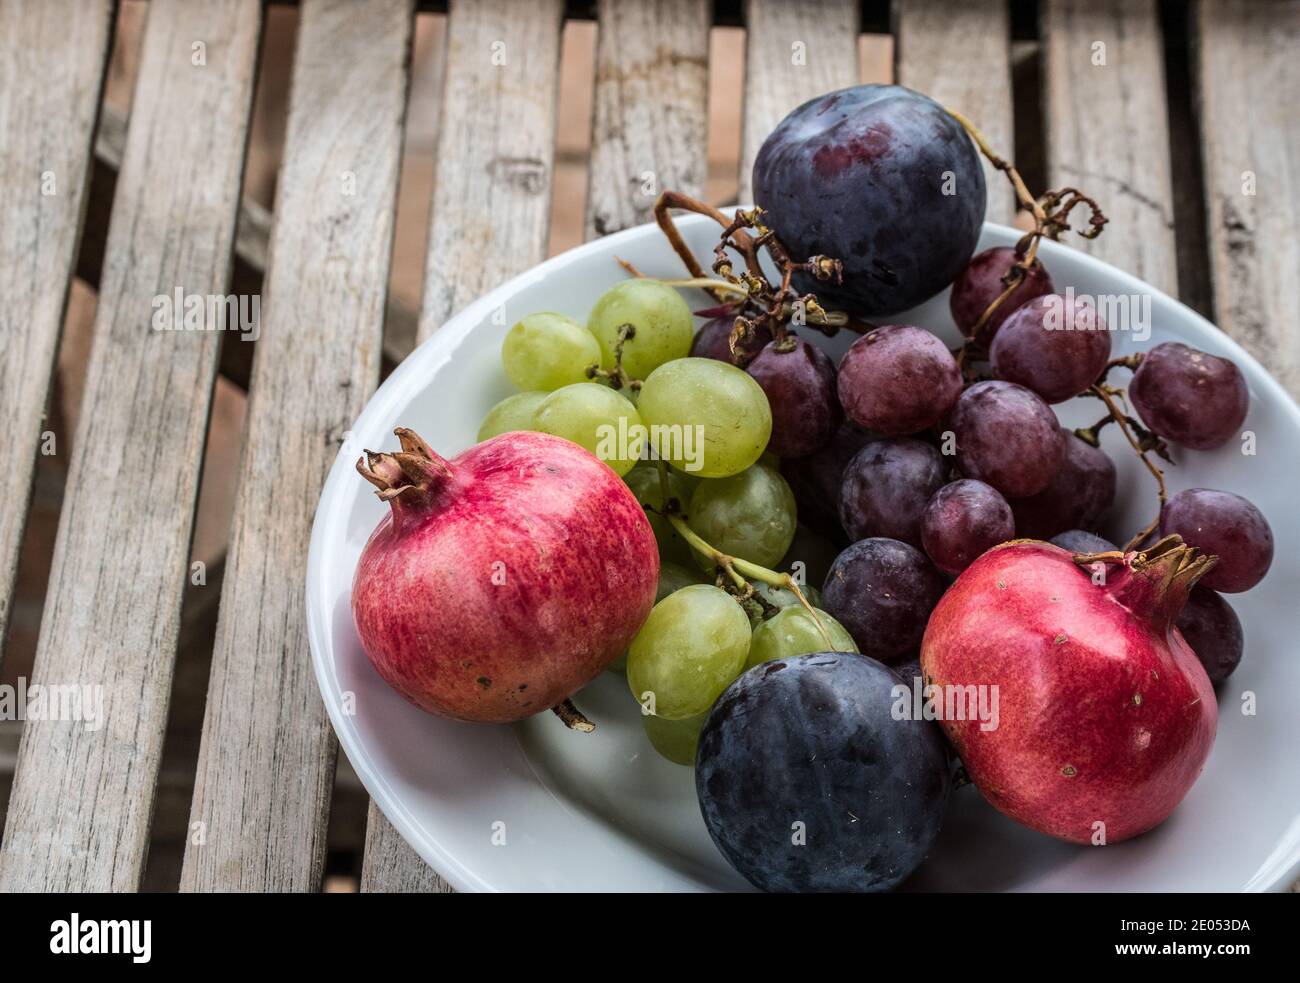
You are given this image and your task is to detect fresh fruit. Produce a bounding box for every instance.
[638,357,772,477]
[626,584,751,719]
[477,391,546,442]
[837,326,963,435]
[696,653,952,892]
[745,606,856,668]
[608,561,703,674]
[751,84,985,316]
[1050,529,1117,554]
[746,337,841,458]
[352,429,658,721]
[643,711,708,766]
[950,246,1055,346]
[921,537,1218,843]
[1175,586,1244,686]
[822,538,945,663]
[781,422,872,538]
[623,463,696,565]
[500,312,601,392]
[1129,342,1249,450]
[920,479,1015,574]
[949,380,1065,498]
[688,461,797,569]
[533,382,644,477]
[751,579,823,613]
[690,315,773,364]
[587,278,694,380]
[1008,432,1116,540]
[990,294,1112,403]
[838,437,947,547]
[1159,488,1273,593]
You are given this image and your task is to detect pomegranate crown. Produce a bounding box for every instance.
[356,428,451,503]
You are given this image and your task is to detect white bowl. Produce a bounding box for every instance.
[307,214,1300,892]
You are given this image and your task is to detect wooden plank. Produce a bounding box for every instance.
[0,0,261,892]
[1041,0,1178,295]
[178,0,414,893]
[416,0,565,344]
[894,0,1017,225]
[585,0,711,237]
[0,0,114,664]
[359,0,565,892]
[1193,0,1300,400]
[738,0,860,204]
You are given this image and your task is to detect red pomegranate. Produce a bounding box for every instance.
[352,428,658,723]
[921,536,1217,843]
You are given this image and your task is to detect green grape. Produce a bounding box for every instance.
[627,584,750,719]
[532,383,644,477]
[607,562,704,674]
[622,464,697,565]
[746,606,857,670]
[642,710,708,766]
[501,312,601,391]
[477,391,547,442]
[638,358,772,478]
[587,279,693,380]
[687,462,797,570]
[752,579,822,611]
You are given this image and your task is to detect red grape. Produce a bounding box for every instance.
[746,337,841,458]
[782,423,872,540]
[839,438,948,547]
[990,294,1111,403]
[837,325,962,435]
[949,381,1065,498]
[690,316,773,364]
[920,479,1015,574]
[1129,342,1249,450]
[1009,432,1116,540]
[822,537,945,663]
[950,246,1055,346]
[1175,586,1244,686]
[1160,488,1273,593]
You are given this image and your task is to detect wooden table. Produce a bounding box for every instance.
[0,0,1295,892]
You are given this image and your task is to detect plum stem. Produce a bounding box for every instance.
[551,699,595,733]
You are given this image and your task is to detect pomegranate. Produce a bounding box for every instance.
[352,428,658,723]
[920,536,1218,843]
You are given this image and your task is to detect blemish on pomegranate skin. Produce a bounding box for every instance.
[1132,693,1143,706]
[997,579,1006,590]
[1054,633,1069,646]
[1061,765,1078,778]
[476,676,492,689]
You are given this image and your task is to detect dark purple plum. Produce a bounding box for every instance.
[1175,586,1244,686]
[822,537,945,663]
[696,653,951,892]
[920,479,1015,574]
[746,336,842,458]
[1009,432,1116,540]
[1129,342,1249,450]
[950,246,1055,346]
[990,294,1112,403]
[1160,488,1273,593]
[752,84,985,317]
[689,316,773,364]
[839,437,947,547]
[1050,529,1118,554]
[949,381,1065,498]
[837,325,963,435]
[781,422,872,539]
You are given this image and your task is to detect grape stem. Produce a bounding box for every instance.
[1086,383,1168,551]
[585,323,641,392]
[945,106,1108,340]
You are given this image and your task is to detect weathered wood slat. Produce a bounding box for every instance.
[178,0,414,893]
[894,0,1017,225]
[585,0,711,237]
[738,0,860,204]
[360,0,565,892]
[1193,0,1300,400]
[0,0,114,664]
[1041,0,1178,295]
[415,0,566,345]
[0,0,262,892]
